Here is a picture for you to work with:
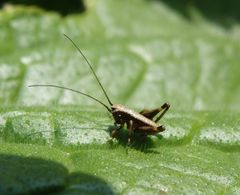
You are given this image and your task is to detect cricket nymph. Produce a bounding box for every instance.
[111,104,169,142]
[29,34,170,145]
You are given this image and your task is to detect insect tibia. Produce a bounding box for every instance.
[155,102,170,123]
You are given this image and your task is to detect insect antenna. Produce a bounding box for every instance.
[28,84,111,112]
[63,34,113,106]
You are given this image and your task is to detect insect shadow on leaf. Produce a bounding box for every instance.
[107,125,164,152]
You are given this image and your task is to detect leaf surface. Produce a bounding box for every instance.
[0,0,240,194]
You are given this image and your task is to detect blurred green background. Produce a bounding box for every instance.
[0,0,240,194]
[1,0,240,26]
[0,0,240,110]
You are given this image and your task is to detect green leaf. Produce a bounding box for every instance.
[0,0,240,194]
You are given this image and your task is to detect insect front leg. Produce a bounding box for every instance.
[111,123,123,138]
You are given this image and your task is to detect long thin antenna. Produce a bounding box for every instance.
[28,84,111,112]
[63,34,113,106]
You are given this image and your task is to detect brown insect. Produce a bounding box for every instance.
[29,34,170,145]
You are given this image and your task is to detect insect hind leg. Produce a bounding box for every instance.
[155,103,170,123]
[139,108,161,120]
[140,103,170,121]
